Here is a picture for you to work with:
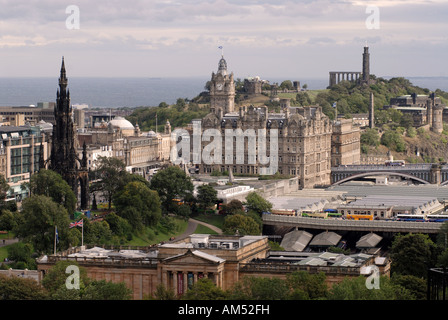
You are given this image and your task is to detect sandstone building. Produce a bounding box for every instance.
[191,55,333,189]
[36,234,389,300]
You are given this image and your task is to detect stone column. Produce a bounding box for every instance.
[173,271,178,294]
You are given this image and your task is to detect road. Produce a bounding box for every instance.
[172,218,222,242]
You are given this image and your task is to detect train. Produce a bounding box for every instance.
[384,160,405,166]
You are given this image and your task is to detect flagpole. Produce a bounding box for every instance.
[54,226,57,255]
[81,219,84,247]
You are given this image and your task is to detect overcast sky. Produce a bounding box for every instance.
[0,0,447,79]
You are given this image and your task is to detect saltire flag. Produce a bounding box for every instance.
[218,46,223,49]
[69,220,84,229]
[332,102,337,108]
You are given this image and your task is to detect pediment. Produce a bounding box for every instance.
[163,249,225,266]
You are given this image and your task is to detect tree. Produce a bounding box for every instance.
[41,261,90,297]
[114,181,162,230]
[361,128,380,147]
[182,278,227,300]
[7,242,36,270]
[90,156,128,209]
[15,195,70,254]
[223,214,260,235]
[0,274,48,300]
[196,184,218,209]
[29,169,77,214]
[81,280,132,300]
[390,233,438,278]
[286,271,328,300]
[380,129,406,152]
[150,166,194,214]
[221,199,244,215]
[228,276,289,300]
[279,80,294,91]
[327,275,414,300]
[0,174,11,211]
[245,192,272,215]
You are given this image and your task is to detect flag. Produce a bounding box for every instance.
[55,226,59,244]
[69,220,83,228]
[218,46,223,49]
[332,102,337,108]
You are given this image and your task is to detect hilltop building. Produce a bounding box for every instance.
[329,45,374,87]
[385,92,445,132]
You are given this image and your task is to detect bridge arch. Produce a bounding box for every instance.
[332,171,430,186]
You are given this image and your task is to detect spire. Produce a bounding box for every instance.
[59,56,68,88]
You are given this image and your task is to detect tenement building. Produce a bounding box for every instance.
[191,55,333,189]
[36,234,389,300]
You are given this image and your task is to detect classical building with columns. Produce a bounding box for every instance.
[36,233,388,300]
[36,234,270,299]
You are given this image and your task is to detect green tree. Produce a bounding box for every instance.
[245,192,272,215]
[228,276,289,300]
[196,184,218,209]
[223,213,260,235]
[15,195,70,254]
[390,233,438,278]
[391,274,426,300]
[150,166,194,214]
[82,280,132,300]
[0,274,48,300]
[90,156,128,209]
[0,210,18,231]
[286,271,328,300]
[380,129,406,152]
[114,181,162,230]
[182,278,227,300]
[7,242,36,270]
[327,275,414,300]
[29,169,77,214]
[148,284,177,300]
[361,128,380,147]
[221,199,244,215]
[41,261,89,296]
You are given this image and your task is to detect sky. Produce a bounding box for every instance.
[0,0,447,80]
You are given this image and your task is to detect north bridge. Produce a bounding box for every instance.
[331,163,448,186]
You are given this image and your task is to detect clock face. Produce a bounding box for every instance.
[216,83,223,91]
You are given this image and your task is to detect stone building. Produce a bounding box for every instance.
[36,234,389,300]
[331,119,361,167]
[188,55,333,189]
[328,45,373,87]
[243,77,262,95]
[385,92,445,131]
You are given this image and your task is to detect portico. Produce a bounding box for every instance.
[159,249,225,295]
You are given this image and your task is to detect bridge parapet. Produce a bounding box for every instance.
[263,214,442,234]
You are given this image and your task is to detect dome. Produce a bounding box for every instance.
[108,116,134,130]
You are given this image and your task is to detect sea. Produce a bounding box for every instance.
[0,76,447,109]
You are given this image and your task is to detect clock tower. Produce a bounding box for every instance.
[209,55,235,118]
